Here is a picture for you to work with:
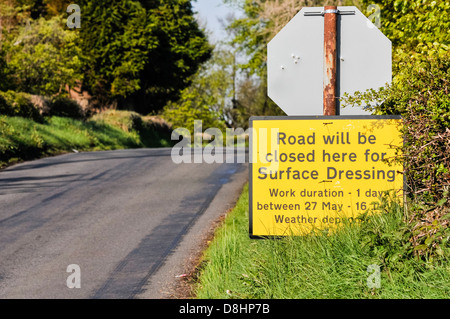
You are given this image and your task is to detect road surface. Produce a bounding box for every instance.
[0,148,248,299]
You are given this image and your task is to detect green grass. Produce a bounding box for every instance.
[0,111,174,167]
[194,184,450,299]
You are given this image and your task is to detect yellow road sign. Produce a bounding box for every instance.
[249,116,403,238]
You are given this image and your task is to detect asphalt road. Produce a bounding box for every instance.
[0,148,248,299]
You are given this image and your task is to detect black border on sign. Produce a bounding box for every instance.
[249,115,403,240]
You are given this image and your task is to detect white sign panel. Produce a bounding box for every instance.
[267,6,392,116]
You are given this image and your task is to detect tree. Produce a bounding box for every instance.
[43,0,69,17]
[161,44,230,133]
[232,75,271,129]
[161,9,283,132]
[76,0,158,108]
[77,0,212,114]
[130,0,213,114]
[0,0,212,115]
[13,0,47,19]
[7,15,83,96]
[356,0,450,73]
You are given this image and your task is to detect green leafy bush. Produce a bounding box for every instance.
[342,51,450,202]
[162,101,226,137]
[0,91,85,121]
[342,51,450,259]
[7,15,83,97]
[46,96,85,120]
[0,90,42,122]
[161,72,227,137]
[91,110,174,147]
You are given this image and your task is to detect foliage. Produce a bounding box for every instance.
[1,0,212,115]
[161,41,241,132]
[197,0,289,124]
[409,202,450,262]
[135,0,213,114]
[7,15,83,96]
[77,0,212,113]
[43,0,69,17]
[357,0,450,66]
[91,110,145,133]
[161,85,227,135]
[358,196,414,269]
[231,76,267,129]
[45,96,85,119]
[0,89,85,121]
[341,52,450,257]
[14,0,47,19]
[342,46,449,204]
[0,90,42,121]
[90,110,174,147]
[76,0,155,106]
[0,51,12,92]
[341,0,450,257]
[0,2,32,90]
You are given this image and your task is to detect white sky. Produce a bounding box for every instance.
[192,0,242,43]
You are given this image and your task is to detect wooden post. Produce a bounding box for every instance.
[323,6,338,116]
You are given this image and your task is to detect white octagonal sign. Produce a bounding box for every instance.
[268,6,392,115]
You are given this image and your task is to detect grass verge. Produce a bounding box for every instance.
[0,111,174,168]
[194,184,450,299]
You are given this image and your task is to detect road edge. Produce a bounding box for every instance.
[136,163,249,299]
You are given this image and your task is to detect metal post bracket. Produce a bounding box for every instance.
[304,9,355,16]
